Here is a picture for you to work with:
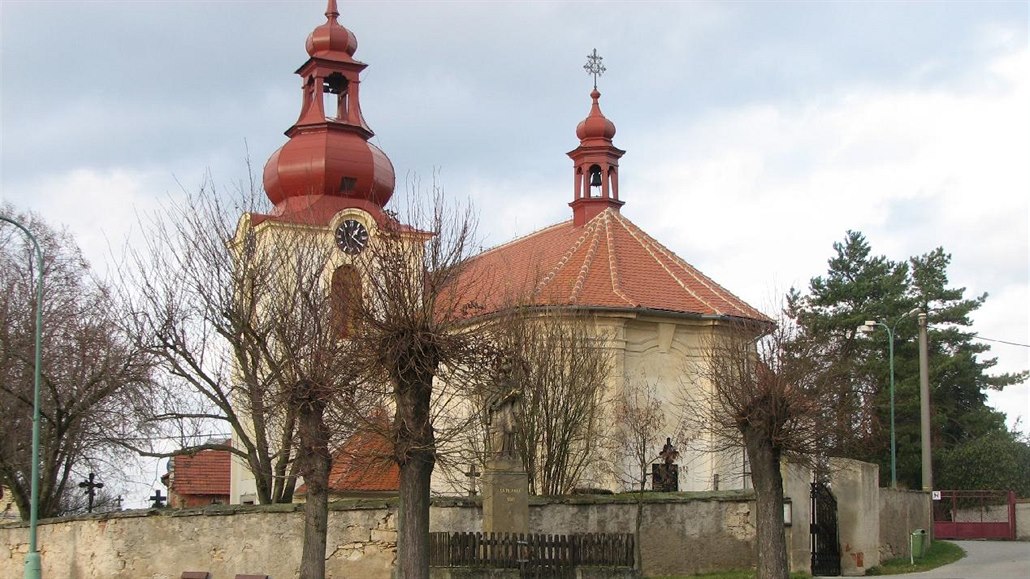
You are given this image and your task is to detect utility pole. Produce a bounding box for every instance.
[918,312,932,492]
[918,311,934,543]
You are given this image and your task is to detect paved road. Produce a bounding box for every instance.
[894,540,1030,579]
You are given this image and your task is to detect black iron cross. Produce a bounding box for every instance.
[464,463,481,496]
[78,472,104,513]
[149,489,166,508]
[583,48,606,89]
[113,495,123,511]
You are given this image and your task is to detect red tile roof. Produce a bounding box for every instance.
[297,428,399,495]
[169,448,231,497]
[327,430,399,493]
[458,209,768,321]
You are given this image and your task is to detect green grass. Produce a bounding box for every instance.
[865,540,965,575]
[648,571,809,579]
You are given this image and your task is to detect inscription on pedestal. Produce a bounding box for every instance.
[482,468,529,534]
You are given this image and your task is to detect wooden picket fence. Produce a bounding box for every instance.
[429,531,634,570]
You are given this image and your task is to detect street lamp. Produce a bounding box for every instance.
[857,307,921,489]
[1,216,45,579]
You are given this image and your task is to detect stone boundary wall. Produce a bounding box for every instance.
[1,500,399,579]
[2,461,889,579]
[2,494,761,579]
[879,489,931,560]
[1017,500,1030,539]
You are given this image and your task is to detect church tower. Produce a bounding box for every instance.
[230,0,400,505]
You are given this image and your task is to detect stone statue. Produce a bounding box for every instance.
[487,355,522,460]
[660,437,679,465]
[488,388,520,459]
[482,355,529,534]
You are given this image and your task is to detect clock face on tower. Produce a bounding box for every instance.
[335,219,369,255]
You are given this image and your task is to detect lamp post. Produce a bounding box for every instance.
[1,216,45,579]
[858,307,920,489]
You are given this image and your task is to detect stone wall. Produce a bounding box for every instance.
[526,493,758,577]
[879,489,931,560]
[2,461,889,578]
[781,462,812,573]
[1018,500,1030,540]
[1,500,398,579]
[2,494,760,579]
[830,458,880,576]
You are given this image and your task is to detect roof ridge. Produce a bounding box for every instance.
[476,219,573,259]
[613,212,768,320]
[534,219,596,297]
[611,212,720,312]
[570,219,604,301]
[602,210,635,306]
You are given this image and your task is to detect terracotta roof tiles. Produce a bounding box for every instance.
[169,449,231,497]
[459,209,768,321]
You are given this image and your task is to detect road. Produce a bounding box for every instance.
[897,540,1030,579]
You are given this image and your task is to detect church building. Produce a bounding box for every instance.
[229,1,769,503]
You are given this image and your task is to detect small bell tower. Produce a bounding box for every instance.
[262,0,396,219]
[568,49,625,227]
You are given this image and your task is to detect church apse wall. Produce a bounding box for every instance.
[617,315,751,493]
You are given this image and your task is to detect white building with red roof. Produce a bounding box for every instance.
[439,78,771,494]
[228,1,769,502]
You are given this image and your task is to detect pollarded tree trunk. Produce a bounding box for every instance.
[397,450,434,579]
[394,365,437,579]
[295,380,332,579]
[744,431,789,579]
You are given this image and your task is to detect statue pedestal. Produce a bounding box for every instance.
[482,458,529,534]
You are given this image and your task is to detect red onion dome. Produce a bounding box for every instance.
[305,1,358,59]
[576,89,617,141]
[263,130,395,209]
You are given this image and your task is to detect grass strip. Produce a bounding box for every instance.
[865,540,965,575]
[649,571,810,578]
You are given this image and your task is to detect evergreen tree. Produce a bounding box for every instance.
[787,231,1026,489]
[937,430,1030,496]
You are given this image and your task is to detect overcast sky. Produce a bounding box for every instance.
[2,0,1027,496]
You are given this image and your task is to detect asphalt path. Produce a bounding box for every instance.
[887,540,1030,579]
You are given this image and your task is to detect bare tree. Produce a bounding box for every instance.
[121,178,302,505]
[122,173,399,577]
[682,317,837,579]
[0,205,153,520]
[344,188,487,579]
[612,379,665,568]
[486,310,612,495]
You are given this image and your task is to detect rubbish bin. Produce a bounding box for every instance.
[910,529,928,562]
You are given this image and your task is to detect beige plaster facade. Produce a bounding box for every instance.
[605,313,750,492]
[227,207,413,505]
[432,312,752,497]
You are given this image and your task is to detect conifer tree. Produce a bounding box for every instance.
[787,231,1026,489]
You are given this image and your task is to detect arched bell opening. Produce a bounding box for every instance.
[323,73,349,121]
[588,164,603,198]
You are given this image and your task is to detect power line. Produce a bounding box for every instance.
[974,335,1030,348]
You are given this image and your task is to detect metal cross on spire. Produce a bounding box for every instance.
[583,48,606,90]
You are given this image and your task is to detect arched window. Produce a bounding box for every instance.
[330,265,362,339]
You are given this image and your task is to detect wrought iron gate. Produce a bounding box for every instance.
[810,481,841,576]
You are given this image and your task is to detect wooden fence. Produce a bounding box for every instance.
[429,532,634,570]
